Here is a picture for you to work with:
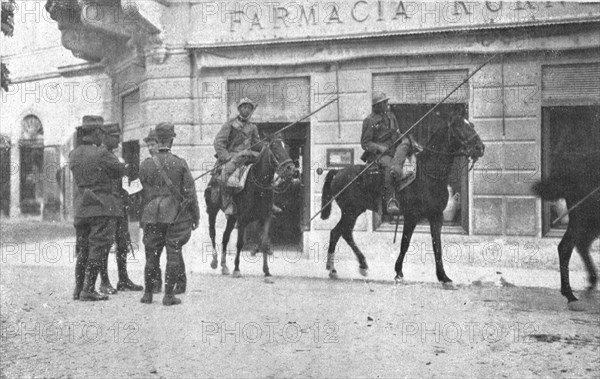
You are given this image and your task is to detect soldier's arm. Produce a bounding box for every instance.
[214,123,232,161]
[250,125,262,152]
[180,160,200,226]
[99,149,126,179]
[361,119,386,154]
[138,159,153,211]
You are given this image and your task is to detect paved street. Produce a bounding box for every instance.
[1,220,599,378]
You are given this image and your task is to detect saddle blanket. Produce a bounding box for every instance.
[226,164,253,193]
[397,154,417,192]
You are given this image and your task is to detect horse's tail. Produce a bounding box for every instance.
[321,170,339,220]
[531,177,567,201]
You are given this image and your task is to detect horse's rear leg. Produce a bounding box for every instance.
[340,211,368,276]
[429,213,454,288]
[326,218,345,279]
[220,216,236,275]
[232,223,245,278]
[209,210,218,269]
[567,227,598,311]
[395,213,417,282]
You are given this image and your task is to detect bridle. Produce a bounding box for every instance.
[248,139,294,192]
[422,116,480,171]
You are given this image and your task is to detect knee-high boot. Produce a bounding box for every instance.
[73,255,86,300]
[80,261,109,301]
[163,250,182,306]
[116,243,143,291]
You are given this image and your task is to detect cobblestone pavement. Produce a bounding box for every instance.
[1,221,599,378]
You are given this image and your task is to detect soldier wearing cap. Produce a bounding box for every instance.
[142,128,163,293]
[139,122,200,306]
[96,122,144,294]
[213,97,261,216]
[69,115,126,301]
[361,92,412,215]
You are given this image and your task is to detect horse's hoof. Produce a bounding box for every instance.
[222,266,230,275]
[232,270,241,278]
[359,268,368,277]
[264,277,274,284]
[394,275,404,284]
[329,271,339,280]
[567,300,587,312]
[210,260,218,269]
[442,282,457,290]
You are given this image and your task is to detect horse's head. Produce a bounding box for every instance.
[447,113,485,161]
[266,135,299,183]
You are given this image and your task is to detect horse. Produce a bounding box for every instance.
[532,152,600,311]
[320,112,485,287]
[204,137,298,281]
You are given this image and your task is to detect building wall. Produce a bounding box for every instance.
[1,3,107,219]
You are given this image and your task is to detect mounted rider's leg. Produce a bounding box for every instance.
[388,139,412,214]
[220,160,237,216]
[380,156,400,215]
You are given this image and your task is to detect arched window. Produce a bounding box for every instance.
[19,115,44,215]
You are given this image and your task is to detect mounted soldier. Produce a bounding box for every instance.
[69,115,127,301]
[213,97,261,216]
[139,122,200,306]
[97,122,143,294]
[361,92,416,215]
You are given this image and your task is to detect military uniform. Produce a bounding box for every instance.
[139,123,199,306]
[97,123,143,294]
[69,116,126,301]
[360,92,412,214]
[213,98,261,215]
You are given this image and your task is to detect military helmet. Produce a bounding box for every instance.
[154,122,176,139]
[238,97,255,110]
[372,92,390,106]
[143,128,157,143]
[102,122,121,136]
[78,115,104,131]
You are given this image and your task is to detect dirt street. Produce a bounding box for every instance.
[1,221,599,378]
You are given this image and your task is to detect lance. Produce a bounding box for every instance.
[552,184,600,225]
[306,54,499,225]
[194,96,340,182]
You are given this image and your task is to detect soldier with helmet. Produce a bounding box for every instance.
[69,115,126,301]
[213,97,261,216]
[139,122,200,306]
[361,92,413,215]
[97,122,143,294]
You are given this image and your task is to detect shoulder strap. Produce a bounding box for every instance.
[151,155,183,201]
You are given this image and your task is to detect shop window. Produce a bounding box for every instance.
[541,106,600,235]
[19,115,44,215]
[0,135,11,217]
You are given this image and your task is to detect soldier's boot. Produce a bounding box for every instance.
[384,169,401,215]
[116,248,143,291]
[140,266,154,304]
[152,268,163,294]
[173,259,186,295]
[80,264,109,301]
[98,254,118,295]
[163,256,182,306]
[73,256,86,300]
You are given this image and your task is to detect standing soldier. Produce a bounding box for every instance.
[139,123,199,306]
[69,116,126,301]
[213,97,261,216]
[143,128,163,294]
[360,92,412,215]
[97,123,143,294]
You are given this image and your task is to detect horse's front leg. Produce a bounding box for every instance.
[220,216,236,275]
[340,211,368,277]
[232,223,245,278]
[260,217,274,283]
[395,213,417,283]
[326,218,345,280]
[208,210,218,269]
[428,213,454,289]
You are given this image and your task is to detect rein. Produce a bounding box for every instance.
[421,118,479,172]
[247,144,294,192]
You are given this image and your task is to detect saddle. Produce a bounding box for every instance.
[226,164,253,194]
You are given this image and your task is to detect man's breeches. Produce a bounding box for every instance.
[143,221,192,292]
[74,216,117,267]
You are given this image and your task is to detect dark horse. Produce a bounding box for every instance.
[532,153,600,311]
[204,137,298,281]
[320,113,485,287]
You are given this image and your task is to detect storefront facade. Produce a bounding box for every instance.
[46,1,600,251]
